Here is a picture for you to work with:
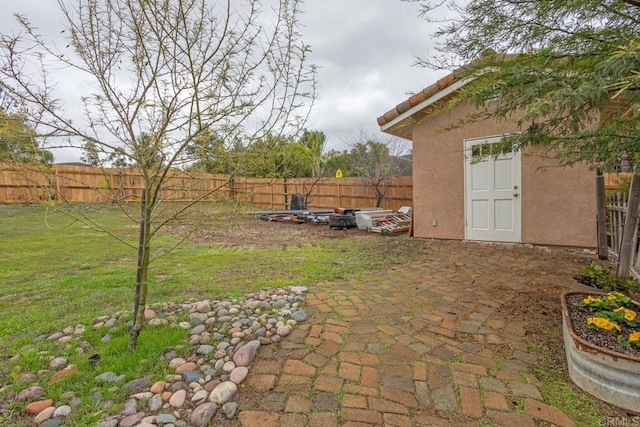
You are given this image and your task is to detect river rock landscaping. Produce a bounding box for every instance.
[4,286,308,426]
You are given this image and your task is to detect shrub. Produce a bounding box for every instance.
[574,264,640,293]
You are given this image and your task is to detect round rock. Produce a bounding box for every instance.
[40,419,63,427]
[49,357,67,371]
[169,389,187,408]
[53,405,72,418]
[291,310,308,322]
[16,386,45,401]
[222,402,238,419]
[34,406,55,424]
[197,345,215,355]
[229,367,249,384]
[196,301,211,313]
[156,413,177,424]
[190,325,206,335]
[182,370,203,383]
[189,402,218,427]
[124,378,152,393]
[208,381,237,405]
[147,394,163,411]
[232,342,258,367]
[191,389,209,403]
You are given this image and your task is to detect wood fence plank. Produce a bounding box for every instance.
[617,173,640,278]
[0,162,413,209]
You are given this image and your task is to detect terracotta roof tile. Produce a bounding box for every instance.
[383,109,399,122]
[420,84,440,101]
[377,71,459,127]
[408,92,426,107]
[396,99,412,115]
[377,53,518,131]
[437,73,456,89]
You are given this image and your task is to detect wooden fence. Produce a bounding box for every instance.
[606,191,640,280]
[0,163,413,211]
[2,162,633,212]
[604,172,633,190]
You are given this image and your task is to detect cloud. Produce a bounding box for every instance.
[1,0,449,161]
[300,0,447,150]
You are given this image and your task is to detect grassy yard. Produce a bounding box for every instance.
[0,203,419,348]
[0,203,621,426]
[0,203,426,424]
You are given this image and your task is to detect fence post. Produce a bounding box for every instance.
[617,171,640,277]
[283,177,288,209]
[596,170,608,260]
[229,176,235,201]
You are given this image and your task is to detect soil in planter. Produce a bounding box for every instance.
[566,293,640,359]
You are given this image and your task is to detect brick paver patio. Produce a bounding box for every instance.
[234,240,589,426]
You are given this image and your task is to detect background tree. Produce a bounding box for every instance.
[324,149,352,177]
[298,130,327,178]
[243,134,303,178]
[0,0,315,349]
[185,131,240,175]
[348,132,409,207]
[188,129,327,179]
[0,108,52,164]
[294,129,327,206]
[0,85,52,163]
[412,0,639,168]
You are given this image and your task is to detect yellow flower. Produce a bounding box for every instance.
[582,296,598,305]
[614,307,637,322]
[630,331,640,342]
[587,317,621,331]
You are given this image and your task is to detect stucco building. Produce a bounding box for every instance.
[377,73,596,247]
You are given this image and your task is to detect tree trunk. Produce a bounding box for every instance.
[374,179,387,208]
[129,189,151,350]
[617,168,640,278]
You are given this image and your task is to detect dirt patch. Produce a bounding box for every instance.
[168,214,375,250]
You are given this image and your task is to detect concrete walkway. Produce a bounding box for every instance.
[234,240,587,426]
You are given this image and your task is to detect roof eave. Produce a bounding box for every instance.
[380,77,475,140]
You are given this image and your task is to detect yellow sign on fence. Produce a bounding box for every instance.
[335,169,343,179]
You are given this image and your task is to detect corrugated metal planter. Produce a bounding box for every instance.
[561,291,640,414]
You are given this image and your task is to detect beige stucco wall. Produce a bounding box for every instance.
[411,102,597,247]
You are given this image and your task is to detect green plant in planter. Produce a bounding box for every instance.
[619,331,640,348]
[577,291,640,347]
[577,292,632,311]
[574,264,640,293]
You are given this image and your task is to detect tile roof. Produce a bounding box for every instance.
[377,53,517,138]
[376,71,461,128]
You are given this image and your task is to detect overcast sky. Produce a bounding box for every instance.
[0,0,447,162]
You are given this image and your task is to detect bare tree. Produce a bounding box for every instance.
[348,131,409,208]
[0,0,315,349]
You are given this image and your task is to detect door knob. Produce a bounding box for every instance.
[513,193,519,197]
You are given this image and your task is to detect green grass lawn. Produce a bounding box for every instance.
[0,203,613,426]
[1,202,428,424]
[0,203,419,347]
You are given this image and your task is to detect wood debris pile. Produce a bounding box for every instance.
[257,206,412,235]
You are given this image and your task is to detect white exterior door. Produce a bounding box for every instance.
[464,136,521,242]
